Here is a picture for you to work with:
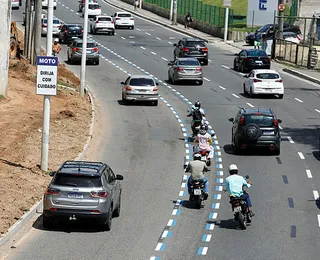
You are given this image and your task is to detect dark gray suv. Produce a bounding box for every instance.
[229,108,282,155]
[43,161,123,230]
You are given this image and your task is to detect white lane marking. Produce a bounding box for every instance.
[306,169,313,178]
[238,72,246,76]
[172,209,179,215]
[136,28,141,31]
[313,190,319,200]
[205,234,212,242]
[294,97,303,103]
[145,32,151,35]
[140,46,146,50]
[315,109,320,113]
[168,41,173,45]
[121,36,125,40]
[66,6,69,9]
[161,57,168,61]
[167,219,174,226]
[204,77,210,82]
[151,51,157,55]
[156,37,161,40]
[298,152,305,160]
[215,194,222,200]
[169,37,175,39]
[70,9,74,12]
[155,243,163,251]
[161,230,169,238]
[279,125,283,130]
[232,93,240,99]
[287,136,294,143]
[209,59,212,62]
[221,65,230,69]
[219,86,226,90]
[318,215,320,227]
[130,41,135,44]
[200,247,208,255]
[246,102,254,107]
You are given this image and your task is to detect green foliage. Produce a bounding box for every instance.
[202,0,248,16]
[0,95,5,100]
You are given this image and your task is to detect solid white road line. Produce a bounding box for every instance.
[140,46,146,50]
[246,102,254,107]
[298,152,305,160]
[287,136,294,143]
[221,65,230,69]
[294,97,303,103]
[306,169,313,178]
[313,190,319,200]
[219,86,226,90]
[232,93,240,99]
[204,77,210,82]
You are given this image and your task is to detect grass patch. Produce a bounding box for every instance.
[0,95,5,100]
[58,80,73,88]
[202,0,248,15]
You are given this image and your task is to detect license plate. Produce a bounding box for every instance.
[86,51,91,53]
[201,156,206,160]
[194,189,201,195]
[255,61,262,64]
[234,206,242,213]
[72,36,77,39]
[68,193,83,199]
[263,131,274,135]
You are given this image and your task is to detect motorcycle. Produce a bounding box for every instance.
[193,147,211,166]
[189,179,208,209]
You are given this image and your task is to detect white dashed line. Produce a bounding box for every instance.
[287,136,294,143]
[121,36,125,40]
[161,57,168,61]
[155,243,163,251]
[294,97,303,103]
[315,109,320,113]
[130,41,135,44]
[318,215,320,227]
[70,9,74,12]
[136,28,141,31]
[168,41,173,45]
[221,65,230,69]
[204,77,210,82]
[232,93,240,99]
[140,46,146,50]
[156,37,161,40]
[208,59,212,62]
[306,169,313,178]
[204,235,212,242]
[145,32,151,35]
[219,86,226,90]
[313,190,319,200]
[298,152,305,160]
[246,102,254,107]
[151,51,157,55]
[169,37,175,39]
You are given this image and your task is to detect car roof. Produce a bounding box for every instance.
[57,161,107,177]
[65,24,82,27]
[98,15,112,18]
[182,37,205,42]
[116,11,132,14]
[252,69,279,74]
[241,108,274,116]
[73,39,94,43]
[89,2,99,4]
[176,58,200,61]
[129,75,155,79]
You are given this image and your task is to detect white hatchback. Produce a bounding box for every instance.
[83,3,101,18]
[42,0,57,10]
[243,69,284,99]
[41,18,62,36]
[113,12,134,30]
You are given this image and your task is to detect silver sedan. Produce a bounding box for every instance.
[168,58,203,85]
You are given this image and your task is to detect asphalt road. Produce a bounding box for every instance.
[7,1,320,260]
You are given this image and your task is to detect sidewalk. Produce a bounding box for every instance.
[104,0,320,85]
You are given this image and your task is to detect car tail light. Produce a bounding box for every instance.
[130,18,134,20]
[91,210,101,213]
[111,21,114,24]
[73,47,81,52]
[244,58,253,61]
[92,47,99,52]
[253,79,262,83]
[80,29,83,33]
[153,87,158,91]
[182,47,189,52]
[58,25,61,29]
[49,208,58,211]
[273,119,278,126]
[45,188,60,195]
[91,191,108,198]
[202,47,208,52]
[176,67,184,72]
[65,29,68,33]
[116,17,121,20]
[239,116,245,125]
[42,24,47,28]
[125,86,132,91]
[263,58,270,62]
[195,67,202,72]
[275,79,283,83]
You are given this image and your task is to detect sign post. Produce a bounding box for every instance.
[223,0,232,42]
[36,57,58,95]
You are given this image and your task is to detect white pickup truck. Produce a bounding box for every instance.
[89,15,115,35]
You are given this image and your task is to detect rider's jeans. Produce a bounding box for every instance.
[188,176,209,194]
[243,193,252,208]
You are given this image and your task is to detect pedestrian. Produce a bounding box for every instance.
[133,0,139,10]
[185,12,192,29]
[254,29,261,50]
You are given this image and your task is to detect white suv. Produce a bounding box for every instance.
[113,12,134,30]
[42,0,57,10]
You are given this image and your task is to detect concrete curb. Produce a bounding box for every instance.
[283,68,320,85]
[0,87,96,247]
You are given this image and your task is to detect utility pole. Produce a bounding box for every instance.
[33,0,42,64]
[172,0,177,25]
[278,0,285,39]
[0,0,12,98]
[80,0,89,97]
[169,0,173,21]
[139,0,142,9]
[224,6,229,42]
[28,4,35,63]
[40,0,54,172]
[24,0,30,58]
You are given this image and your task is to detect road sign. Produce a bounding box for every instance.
[223,0,232,7]
[278,4,286,12]
[36,56,58,96]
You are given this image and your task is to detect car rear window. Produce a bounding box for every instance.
[247,50,267,57]
[98,17,112,21]
[244,115,274,127]
[75,42,96,48]
[53,174,102,187]
[185,41,206,47]
[178,60,200,66]
[89,4,100,9]
[129,78,155,86]
[118,13,132,17]
[43,19,60,24]
[284,33,296,38]
[68,26,82,31]
[256,73,280,79]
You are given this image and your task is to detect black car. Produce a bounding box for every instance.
[173,37,209,65]
[58,24,83,44]
[245,23,301,45]
[234,49,270,73]
[229,108,282,155]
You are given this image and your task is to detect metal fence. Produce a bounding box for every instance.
[144,0,233,27]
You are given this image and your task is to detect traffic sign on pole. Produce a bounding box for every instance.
[36,56,58,96]
[223,0,231,7]
[278,4,286,12]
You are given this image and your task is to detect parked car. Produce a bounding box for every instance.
[121,75,159,105]
[41,18,62,36]
[11,0,19,10]
[233,49,270,73]
[42,0,57,10]
[78,0,97,12]
[243,69,284,99]
[58,23,83,44]
[167,58,203,85]
[245,23,301,45]
[82,3,101,18]
[173,37,209,65]
[43,161,124,230]
[89,15,115,35]
[67,38,100,65]
[113,12,134,29]
[282,32,301,44]
[229,108,282,155]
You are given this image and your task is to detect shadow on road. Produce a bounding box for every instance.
[117,100,157,106]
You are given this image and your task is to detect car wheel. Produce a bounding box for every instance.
[244,123,261,141]
[278,94,283,99]
[243,84,247,95]
[233,60,237,71]
[168,72,172,83]
[54,6,56,10]
[232,139,240,155]
[102,206,113,231]
[152,100,158,106]
[273,147,280,155]
[95,59,99,65]
[198,80,203,86]
[241,63,245,73]
[203,59,208,66]
[249,87,254,98]
[113,195,121,217]
[43,216,53,229]
[131,26,134,30]
[122,92,127,103]
[111,30,115,36]
[172,76,176,85]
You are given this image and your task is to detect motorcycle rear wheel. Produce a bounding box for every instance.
[196,197,202,209]
[236,213,247,229]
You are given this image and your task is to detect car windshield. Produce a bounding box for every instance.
[244,115,274,127]
[98,17,111,21]
[129,78,154,86]
[68,26,82,30]
[89,4,100,9]
[75,42,96,48]
[178,60,200,66]
[185,41,206,47]
[256,73,280,79]
[118,13,131,17]
[258,25,271,33]
[247,50,267,57]
[53,174,102,187]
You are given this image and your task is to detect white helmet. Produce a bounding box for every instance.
[54,38,59,43]
[228,164,238,174]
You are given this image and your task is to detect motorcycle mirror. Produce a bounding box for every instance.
[211,133,215,137]
[245,175,250,179]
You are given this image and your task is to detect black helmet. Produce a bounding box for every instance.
[193,153,201,160]
[195,101,201,108]
[199,125,207,135]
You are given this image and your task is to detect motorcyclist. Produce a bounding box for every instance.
[185,12,192,29]
[187,101,206,137]
[225,164,254,217]
[185,153,209,199]
[52,38,61,56]
[194,125,214,164]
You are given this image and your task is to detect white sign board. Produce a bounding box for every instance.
[247,0,278,27]
[223,0,232,7]
[36,56,58,96]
